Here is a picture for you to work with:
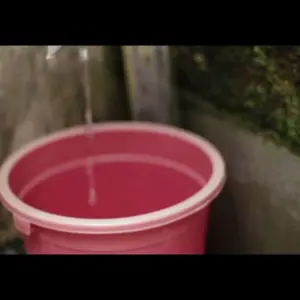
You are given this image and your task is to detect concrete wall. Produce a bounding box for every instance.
[0,46,127,246]
[186,108,300,254]
[0,46,83,245]
[122,46,179,125]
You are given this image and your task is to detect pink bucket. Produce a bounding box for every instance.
[0,122,225,254]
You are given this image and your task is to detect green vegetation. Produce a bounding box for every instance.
[173,46,300,152]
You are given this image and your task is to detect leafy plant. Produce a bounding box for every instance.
[174,46,300,152]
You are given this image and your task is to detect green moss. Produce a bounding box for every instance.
[173,46,300,153]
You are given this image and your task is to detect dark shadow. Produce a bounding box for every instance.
[206,182,246,254]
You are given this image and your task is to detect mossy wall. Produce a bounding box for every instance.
[171,46,300,253]
[174,46,300,153]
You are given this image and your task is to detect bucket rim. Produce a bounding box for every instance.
[0,122,225,234]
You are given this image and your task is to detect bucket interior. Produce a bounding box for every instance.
[8,127,214,219]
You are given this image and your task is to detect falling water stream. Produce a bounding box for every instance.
[45,46,171,208]
[46,46,97,207]
[80,47,97,207]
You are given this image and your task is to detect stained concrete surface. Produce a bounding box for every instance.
[0,46,127,248]
[187,109,300,254]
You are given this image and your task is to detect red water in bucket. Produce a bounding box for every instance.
[0,122,225,254]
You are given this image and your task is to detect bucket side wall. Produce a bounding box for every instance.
[23,206,211,254]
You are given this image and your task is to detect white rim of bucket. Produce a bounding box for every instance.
[0,122,226,234]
